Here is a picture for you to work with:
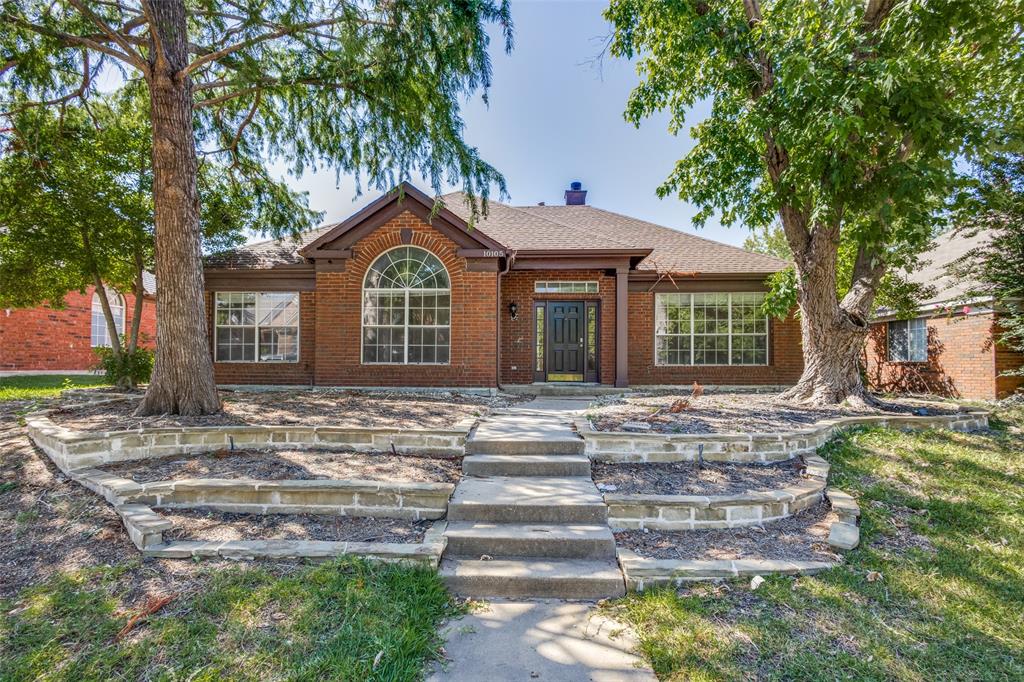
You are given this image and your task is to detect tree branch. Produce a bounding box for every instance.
[66,0,148,70]
[841,243,888,319]
[862,0,897,33]
[3,14,141,67]
[229,89,262,164]
[183,16,360,77]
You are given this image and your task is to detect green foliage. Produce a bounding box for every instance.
[1,0,515,220]
[93,339,154,387]
[608,407,1024,680]
[606,0,1022,326]
[0,558,460,681]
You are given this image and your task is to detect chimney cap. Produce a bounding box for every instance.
[564,181,587,206]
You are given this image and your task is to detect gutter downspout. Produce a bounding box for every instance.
[495,250,515,392]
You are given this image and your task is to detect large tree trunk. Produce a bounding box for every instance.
[137,0,220,416]
[778,221,878,406]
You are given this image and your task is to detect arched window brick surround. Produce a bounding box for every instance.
[361,245,452,364]
[312,211,498,387]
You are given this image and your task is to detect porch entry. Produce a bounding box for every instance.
[534,300,599,382]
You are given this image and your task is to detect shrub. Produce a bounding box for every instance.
[93,338,153,388]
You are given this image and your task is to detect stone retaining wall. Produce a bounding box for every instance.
[616,487,861,591]
[99,474,453,520]
[605,455,830,531]
[27,410,474,474]
[577,409,988,464]
[116,504,447,567]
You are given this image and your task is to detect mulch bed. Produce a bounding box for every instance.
[0,398,267,600]
[588,391,957,434]
[49,389,526,433]
[592,460,805,495]
[161,510,430,544]
[616,503,841,563]
[99,449,461,484]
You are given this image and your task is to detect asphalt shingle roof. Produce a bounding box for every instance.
[205,193,789,276]
[902,228,994,308]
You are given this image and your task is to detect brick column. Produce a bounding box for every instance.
[615,268,629,387]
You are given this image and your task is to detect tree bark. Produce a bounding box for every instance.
[779,218,878,406]
[128,245,145,355]
[136,0,220,415]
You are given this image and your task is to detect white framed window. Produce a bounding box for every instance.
[655,292,769,366]
[888,318,927,362]
[214,292,299,362]
[534,281,599,294]
[91,291,125,347]
[362,246,451,364]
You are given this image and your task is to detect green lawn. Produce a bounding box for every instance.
[0,374,108,402]
[607,406,1024,681]
[0,558,460,682]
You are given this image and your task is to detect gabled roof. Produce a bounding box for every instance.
[204,183,789,276]
[902,228,994,308]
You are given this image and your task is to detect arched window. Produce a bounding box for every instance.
[362,246,451,364]
[91,290,125,347]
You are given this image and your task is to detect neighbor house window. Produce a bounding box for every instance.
[655,292,768,366]
[91,291,125,347]
[362,246,450,364]
[214,292,299,362]
[534,281,599,294]
[888,318,927,362]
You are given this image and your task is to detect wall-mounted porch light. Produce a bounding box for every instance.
[508,302,519,320]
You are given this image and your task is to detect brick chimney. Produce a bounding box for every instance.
[564,181,587,206]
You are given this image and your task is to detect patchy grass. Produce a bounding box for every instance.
[0,558,460,682]
[608,406,1024,681]
[0,375,107,402]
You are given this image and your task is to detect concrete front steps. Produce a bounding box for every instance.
[442,397,625,600]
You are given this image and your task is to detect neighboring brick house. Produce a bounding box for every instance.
[0,275,157,374]
[865,229,1023,400]
[203,182,803,389]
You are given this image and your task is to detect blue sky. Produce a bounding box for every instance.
[274,1,741,246]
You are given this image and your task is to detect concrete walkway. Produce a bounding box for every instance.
[427,600,656,682]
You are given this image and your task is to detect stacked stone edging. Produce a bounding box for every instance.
[26,410,474,474]
[116,503,447,567]
[616,485,862,591]
[107,475,453,519]
[25,407,460,565]
[577,409,988,464]
[605,455,830,531]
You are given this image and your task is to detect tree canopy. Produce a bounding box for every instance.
[607,0,1024,404]
[1,0,513,414]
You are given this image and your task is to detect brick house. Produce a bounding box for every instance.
[864,229,1023,400]
[0,277,157,374]
[203,182,803,389]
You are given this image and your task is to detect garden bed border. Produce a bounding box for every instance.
[576,409,988,463]
[615,488,861,591]
[604,455,830,531]
[26,403,475,475]
[116,503,447,568]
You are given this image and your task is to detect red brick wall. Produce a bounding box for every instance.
[626,291,804,386]
[500,270,616,385]
[865,310,1024,399]
[311,212,498,387]
[994,314,1024,398]
[0,287,156,372]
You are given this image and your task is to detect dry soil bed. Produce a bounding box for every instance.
[99,449,461,484]
[0,399,299,601]
[592,459,805,495]
[615,503,840,563]
[49,389,525,432]
[589,391,956,434]
[162,510,430,544]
